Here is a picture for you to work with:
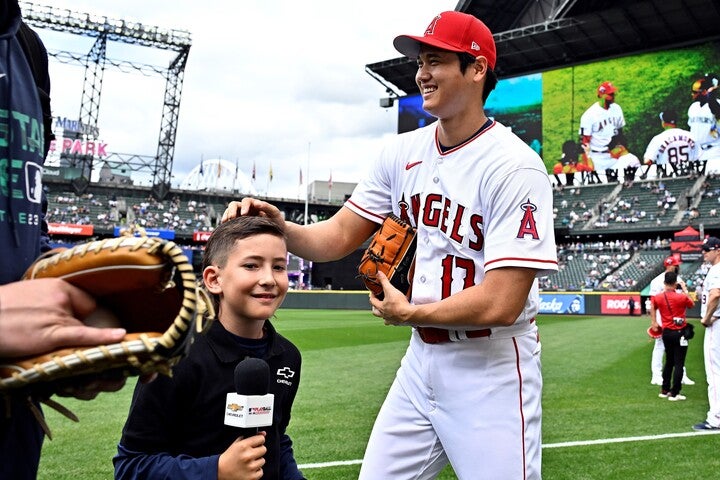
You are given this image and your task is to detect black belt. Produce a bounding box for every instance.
[416,327,491,344]
[591,149,608,153]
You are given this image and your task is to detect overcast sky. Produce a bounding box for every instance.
[26,0,458,199]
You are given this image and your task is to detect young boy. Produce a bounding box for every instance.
[114,217,305,480]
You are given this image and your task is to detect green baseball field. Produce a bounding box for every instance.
[38,310,720,479]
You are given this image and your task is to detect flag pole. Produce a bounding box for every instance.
[233,158,238,193]
[304,142,310,226]
[328,170,332,202]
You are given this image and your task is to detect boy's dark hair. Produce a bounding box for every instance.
[664,271,678,286]
[458,52,497,102]
[202,216,286,271]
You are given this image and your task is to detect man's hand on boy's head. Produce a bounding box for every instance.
[222,198,285,227]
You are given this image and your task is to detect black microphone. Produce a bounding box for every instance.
[234,357,270,396]
[224,357,274,437]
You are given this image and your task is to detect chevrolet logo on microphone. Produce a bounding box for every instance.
[227,403,244,412]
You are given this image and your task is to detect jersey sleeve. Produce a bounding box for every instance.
[482,163,558,277]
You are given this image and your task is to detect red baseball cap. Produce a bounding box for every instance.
[393,11,497,70]
[664,256,681,267]
[597,81,618,96]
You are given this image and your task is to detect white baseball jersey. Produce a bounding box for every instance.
[702,262,720,427]
[348,120,556,480]
[701,262,720,319]
[643,128,699,166]
[579,102,626,152]
[649,271,682,296]
[347,120,558,327]
[688,100,720,160]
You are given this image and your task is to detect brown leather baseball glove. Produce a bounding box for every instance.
[358,214,416,300]
[0,235,214,395]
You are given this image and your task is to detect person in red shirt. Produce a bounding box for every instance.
[649,271,695,401]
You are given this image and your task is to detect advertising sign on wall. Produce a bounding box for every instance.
[48,223,94,236]
[600,294,641,315]
[538,293,586,314]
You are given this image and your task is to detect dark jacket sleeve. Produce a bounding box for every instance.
[113,374,218,480]
[114,443,218,480]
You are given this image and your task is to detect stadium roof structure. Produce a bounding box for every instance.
[366,0,720,96]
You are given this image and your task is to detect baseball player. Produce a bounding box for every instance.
[643,110,700,178]
[694,236,720,430]
[579,81,626,183]
[687,74,720,173]
[222,11,557,479]
[648,256,694,386]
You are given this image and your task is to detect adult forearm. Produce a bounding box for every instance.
[404,268,536,328]
[284,221,360,262]
[704,297,720,324]
[284,208,378,262]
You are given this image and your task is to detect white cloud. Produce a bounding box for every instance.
[30,0,456,197]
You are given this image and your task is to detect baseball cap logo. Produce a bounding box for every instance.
[425,15,441,36]
[471,41,480,51]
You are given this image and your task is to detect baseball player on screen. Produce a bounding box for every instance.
[643,110,699,178]
[579,81,626,183]
[688,74,720,173]
[223,11,558,479]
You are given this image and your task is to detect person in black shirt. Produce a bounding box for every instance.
[114,217,305,480]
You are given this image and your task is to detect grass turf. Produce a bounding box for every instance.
[37,311,720,479]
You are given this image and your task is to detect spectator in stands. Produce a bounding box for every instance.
[647,256,694,386]
[1,2,132,478]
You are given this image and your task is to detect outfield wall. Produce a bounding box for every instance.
[285,290,371,310]
[284,291,702,318]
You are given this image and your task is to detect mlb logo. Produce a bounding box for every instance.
[25,162,43,204]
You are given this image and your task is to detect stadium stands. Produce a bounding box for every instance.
[43,173,719,292]
[553,174,720,232]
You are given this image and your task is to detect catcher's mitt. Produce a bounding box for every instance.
[358,214,416,300]
[0,235,214,393]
